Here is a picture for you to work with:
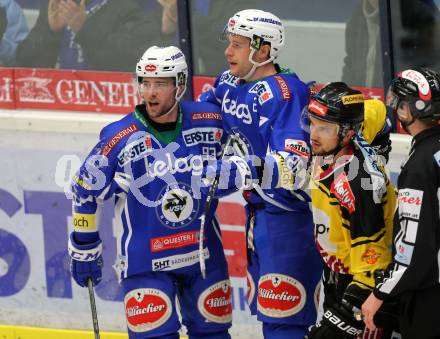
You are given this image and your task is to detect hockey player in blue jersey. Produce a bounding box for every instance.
[68,46,232,339]
[199,9,323,339]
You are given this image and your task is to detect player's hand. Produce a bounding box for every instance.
[361,293,383,331]
[68,233,103,287]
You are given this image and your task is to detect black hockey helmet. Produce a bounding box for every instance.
[306,82,364,129]
[386,68,440,121]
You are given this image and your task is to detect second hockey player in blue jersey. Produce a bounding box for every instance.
[200,9,323,339]
[68,46,232,339]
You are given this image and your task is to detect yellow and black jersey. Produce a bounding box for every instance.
[310,144,397,288]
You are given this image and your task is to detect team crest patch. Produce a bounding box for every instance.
[124,288,172,333]
[257,273,306,318]
[156,183,199,229]
[197,280,232,323]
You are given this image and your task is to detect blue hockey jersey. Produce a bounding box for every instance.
[71,102,227,280]
[200,69,312,212]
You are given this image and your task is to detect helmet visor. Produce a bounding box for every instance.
[385,87,400,111]
[300,105,340,138]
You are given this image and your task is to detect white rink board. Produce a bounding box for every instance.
[0,110,410,338]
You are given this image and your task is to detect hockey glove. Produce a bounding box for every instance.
[305,303,364,339]
[201,156,259,198]
[68,233,103,288]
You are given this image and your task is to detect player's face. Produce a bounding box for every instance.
[140,77,177,119]
[224,34,253,77]
[309,116,340,155]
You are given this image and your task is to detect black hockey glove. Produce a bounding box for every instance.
[304,303,364,339]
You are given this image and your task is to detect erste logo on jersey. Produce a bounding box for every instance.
[249,81,274,105]
[398,188,423,220]
[198,280,232,323]
[331,172,355,214]
[257,273,306,317]
[157,183,198,229]
[284,139,310,158]
[150,231,201,252]
[219,71,239,87]
[182,127,223,146]
[222,89,254,125]
[124,288,172,333]
[118,135,153,166]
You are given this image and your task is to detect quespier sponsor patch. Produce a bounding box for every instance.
[257,273,306,318]
[197,280,232,323]
[398,188,423,220]
[182,127,223,146]
[156,183,199,229]
[117,134,153,166]
[124,288,172,333]
[249,81,274,105]
[150,231,201,252]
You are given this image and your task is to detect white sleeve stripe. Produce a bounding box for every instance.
[378,263,408,294]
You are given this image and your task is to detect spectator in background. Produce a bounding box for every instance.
[396,0,440,72]
[15,0,176,72]
[0,0,28,65]
[190,0,256,76]
[342,0,382,88]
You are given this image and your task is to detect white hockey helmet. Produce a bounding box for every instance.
[136,46,188,100]
[225,9,285,59]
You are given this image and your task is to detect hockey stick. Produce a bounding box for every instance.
[199,133,237,279]
[87,279,100,339]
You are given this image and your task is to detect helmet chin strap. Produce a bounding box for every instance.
[241,49,275,81]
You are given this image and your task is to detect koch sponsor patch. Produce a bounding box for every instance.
[124,288,172,333]
[274,75,291,100]
[150,231,200,252]
[117,135,153,166]
[257,273,306,318]
[398,188,423,220]
[191,112,222,121]
[249,81,274,105]
[101,123,138,156]
[72,213,96,232]
[331,172,356,214]
[152,248,209,271]
[284,139,310,158]
[182,127,223,146]
[197,280,232,323]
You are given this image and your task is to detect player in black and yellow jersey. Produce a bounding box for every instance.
[302,82,398,338]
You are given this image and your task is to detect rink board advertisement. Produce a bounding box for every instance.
[0,121,410,334]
